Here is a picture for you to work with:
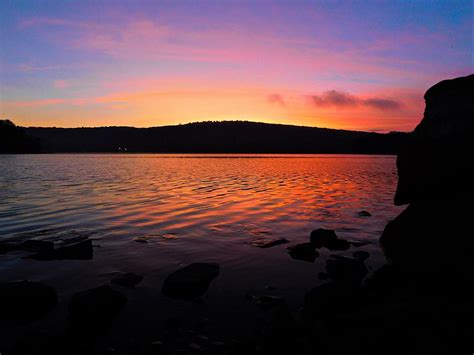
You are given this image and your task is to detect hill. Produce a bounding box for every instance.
[2,120,408,154]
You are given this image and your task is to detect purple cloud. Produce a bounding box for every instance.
[311,90,401,110]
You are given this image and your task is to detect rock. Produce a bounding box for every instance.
[248,237,289,248]
[325,255,367,284]
[287,242,319,262]
[303,282,362,322]
[349,240,369,247]
[0,239,54,255]
[357,210,372,217]
[111,272,143,288]
[394,74,474,205]
[309,228,338,248]
[0,281,58,321]
[162,263,220,300]
[352,250,370,261]
[381,75,474,277]
[28,238,93,260]
[309,228,350,250]
[54,238,93,260]
[69,285,127,332]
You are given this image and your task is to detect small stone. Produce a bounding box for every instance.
[248,237,289,248]
[357,210,372,217]
[287,243,319,262]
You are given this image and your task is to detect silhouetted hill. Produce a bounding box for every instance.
[17,121,408,154]
[0,120,41,153]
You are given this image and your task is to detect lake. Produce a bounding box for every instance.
[0,154,402,343]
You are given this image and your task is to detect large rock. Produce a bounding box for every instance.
[162,263,220,300]
[381,74,474,278]
[0,281,58,321]
[394,74,474,205]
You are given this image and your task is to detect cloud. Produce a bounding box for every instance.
[267,94,285,106]
[53,80,69,89]
[311,90,358,107]
[363,97,401,110]
[310,90,401,110]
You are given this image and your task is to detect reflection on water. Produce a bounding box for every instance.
[0,154,402,337]
[0,154,400,243]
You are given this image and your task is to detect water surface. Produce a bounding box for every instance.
[0,154,402,341]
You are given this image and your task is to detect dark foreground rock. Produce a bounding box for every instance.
[162,263,220,300]
[325,255,368,284]
[0,281,58,321]
[69,285,127,333]
[310,228,350,251]
[299,75,474,355]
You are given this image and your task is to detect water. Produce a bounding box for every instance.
[0,154,402,341]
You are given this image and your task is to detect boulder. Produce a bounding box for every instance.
[381,74,474,279]
[357,210,372,217]
[310,228,350,251]
[0,281,58,321]
[394,74,474,205]
[69,285,127,332]
[162,263,220,300]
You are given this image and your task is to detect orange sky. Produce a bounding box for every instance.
[1,1,472,132]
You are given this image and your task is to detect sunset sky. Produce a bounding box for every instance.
[0,0,472,132]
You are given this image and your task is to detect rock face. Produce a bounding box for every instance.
[162,263,220,300]
[381,74,474,277]
[394,74,474,205]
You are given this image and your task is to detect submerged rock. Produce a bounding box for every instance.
[162,263,220,300]
[29,238,93,260]
[69,285,127,332]
[111,272,143,288]
[0,239,54,255]
[0,281,58,321]
[310,228,350,251]
[287,243,319,262]
[248,237,289,248]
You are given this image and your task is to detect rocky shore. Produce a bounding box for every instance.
[1,74,472,354]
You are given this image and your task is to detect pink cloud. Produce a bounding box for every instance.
[53,80,70,89]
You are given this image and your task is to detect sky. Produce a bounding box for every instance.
[0,0,472,132]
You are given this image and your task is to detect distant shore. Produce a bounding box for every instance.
[1,120,408,154]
